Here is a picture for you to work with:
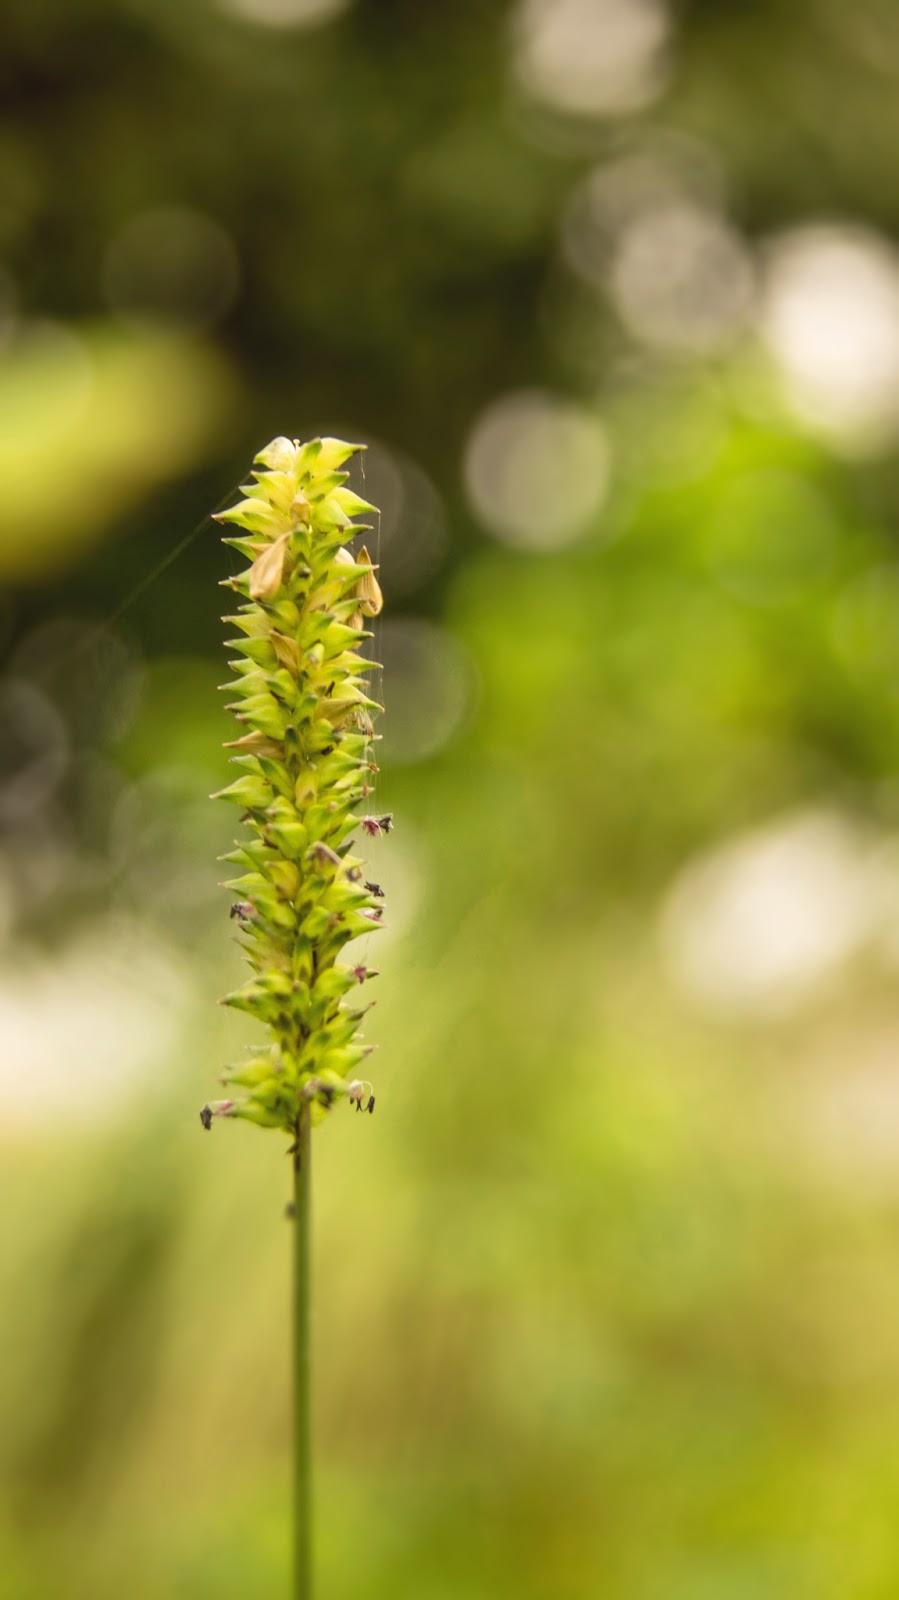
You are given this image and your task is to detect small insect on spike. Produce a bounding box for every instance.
[200,1105,213,1130]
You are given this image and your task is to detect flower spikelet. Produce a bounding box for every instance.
[203,435,384,1134]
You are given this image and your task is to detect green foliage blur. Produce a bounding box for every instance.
[4,1,899,1596]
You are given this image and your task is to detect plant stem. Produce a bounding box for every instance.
[293,1103,312,1600]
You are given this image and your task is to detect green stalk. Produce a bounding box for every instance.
[293,1103,312,1600]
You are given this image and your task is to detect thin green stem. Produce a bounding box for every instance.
[293,1104,312,1600]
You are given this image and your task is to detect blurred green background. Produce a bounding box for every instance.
[4,1,899,1595]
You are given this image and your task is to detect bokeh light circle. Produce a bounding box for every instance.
[660,811,884,1019]
[219,0,351,26]
[608,200,754,354]
[0,680,68,826]
[377,618,476,766]
[759,224,899,448]
[513,0,671,118]
[465,389,610,550]
[562,145,726,288]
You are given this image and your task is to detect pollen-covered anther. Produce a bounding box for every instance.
[347,1079,376,1114]
[360,814,393,835]
[200,1099,235,1128]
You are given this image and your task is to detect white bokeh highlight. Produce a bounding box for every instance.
[514,0,671,117]
[660,810,899,1020]
[220,0,350,25]
[608,199,754,354]
[759,225,899,448]
[562,152,752,356]
[465,389,610,551]
[0,918,190,1128]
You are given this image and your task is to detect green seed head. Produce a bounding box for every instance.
[203,435,385,1137]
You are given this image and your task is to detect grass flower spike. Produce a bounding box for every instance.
[202,433,385,1600]
[204,434,385,1137]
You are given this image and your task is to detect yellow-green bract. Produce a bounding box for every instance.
[203,435,385,1135]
